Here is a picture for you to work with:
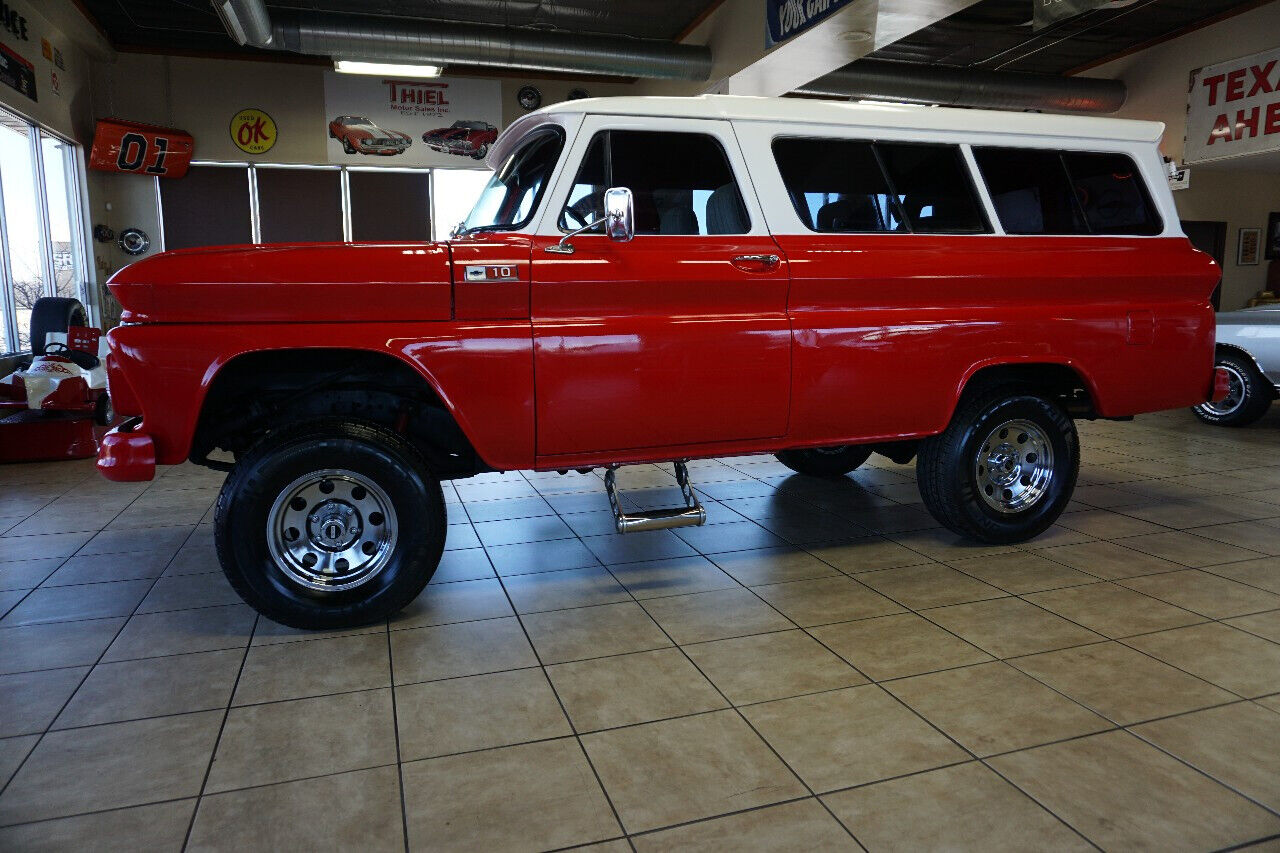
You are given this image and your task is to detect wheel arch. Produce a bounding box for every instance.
[1216,342,1273,380]
[956,360,1100,420]
[191,347,488,478]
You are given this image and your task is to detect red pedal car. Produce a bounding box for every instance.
[97,96,1223,629]
[1,298,112,463]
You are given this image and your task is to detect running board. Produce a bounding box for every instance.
[605,462,707,534]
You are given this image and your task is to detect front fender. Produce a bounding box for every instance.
[108,322,535,470]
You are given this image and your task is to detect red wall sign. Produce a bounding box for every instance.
[89,118,194,179]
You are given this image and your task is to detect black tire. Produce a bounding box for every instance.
[470,144,488,160]
[917,386,1078,544]
[214,419,445,629]
[93,393,113,427]
[29,297,87,356]
[1192,350,1273,427]
[775,445,873,477]
[342,137,356,154]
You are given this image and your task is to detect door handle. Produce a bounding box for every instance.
[731,254,780,271]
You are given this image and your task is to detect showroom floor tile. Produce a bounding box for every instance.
[1,410,1280,849]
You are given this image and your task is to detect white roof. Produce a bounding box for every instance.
[491,94,1163,166]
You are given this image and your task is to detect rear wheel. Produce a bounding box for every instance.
[917,386,1078,544]
[214,419,445,629]
[29,297,87,355]
[1193,351,1272,427]
[775,445,873,477]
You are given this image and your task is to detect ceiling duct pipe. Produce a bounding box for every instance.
[212,0,274,49]
[212,0,711,80]
[795,59,1126,114]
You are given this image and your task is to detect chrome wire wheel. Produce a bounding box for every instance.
[1198,365,1246,417]
[973,419,1055,515]
[266,468,398,591]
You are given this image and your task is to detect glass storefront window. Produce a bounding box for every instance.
[41,133,85,302]
[0,113,45,351]
[0,107,88,354]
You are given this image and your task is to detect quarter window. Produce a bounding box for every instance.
[974,147,1162,236]
[559,130,749,236]
[1062,152,1162,236]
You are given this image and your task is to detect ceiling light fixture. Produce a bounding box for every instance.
[334,60,444,78]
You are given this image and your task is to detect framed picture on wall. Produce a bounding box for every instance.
[1267,212,1280,261]
[1239,227,1262,266]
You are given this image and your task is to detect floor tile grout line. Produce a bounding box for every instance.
[382,617,412,853]
[569,515,870,849]
[179,611,261,852]
[1124,723,1280,821]
[0,486,207,803]
[482,529,632,843]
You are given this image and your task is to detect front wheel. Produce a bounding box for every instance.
[775,445,873,477]
[917,387,1078,544]
[214,420,445,629]
[1193,351,1273,427]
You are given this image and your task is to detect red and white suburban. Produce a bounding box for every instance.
[97,95,1224,628]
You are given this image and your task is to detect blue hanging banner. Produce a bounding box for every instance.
[767,0,860,48]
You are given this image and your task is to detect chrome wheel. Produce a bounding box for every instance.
[1197,365,1246,417]
[974,419,1055,515]
[267,469,398,591]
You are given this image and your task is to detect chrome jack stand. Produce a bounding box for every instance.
[605,461,707,534]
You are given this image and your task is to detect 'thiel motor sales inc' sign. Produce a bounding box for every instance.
[1185,46,1280,166]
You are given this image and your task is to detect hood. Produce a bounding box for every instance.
[108,243,453,324]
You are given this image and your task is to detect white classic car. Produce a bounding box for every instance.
[1194,305,1280,426]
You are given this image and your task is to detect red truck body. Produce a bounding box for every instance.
[99,230,1217,481]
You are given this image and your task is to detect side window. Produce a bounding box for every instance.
[772,138,904,233]
[876,143,988,234]
[1062,152,1162,236]
[973,147,1087,235]
[559,130,750,235]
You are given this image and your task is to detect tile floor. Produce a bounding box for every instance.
[1,409,1280,850]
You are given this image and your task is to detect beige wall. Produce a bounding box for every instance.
[1083,1,1280,309]
[0,0,105,143]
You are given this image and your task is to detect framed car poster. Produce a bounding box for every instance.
[323,72,501,167]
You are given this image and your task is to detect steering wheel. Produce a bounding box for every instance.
[563,192,603,230]
[42,340,69,356]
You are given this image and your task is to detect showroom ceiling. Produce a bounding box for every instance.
[81,0,1267,76]
[868,0,1269,74]
[77,0,719,53]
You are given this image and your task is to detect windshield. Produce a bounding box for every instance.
[461,128,564,234]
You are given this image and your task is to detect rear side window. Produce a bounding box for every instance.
[876,143,988,234]
[974,147,1162,236]
[772,138,904,233]
[972,148,1086,235]
[559,130,750,236]
[772,138,987,234]
[1063,152,1162,236]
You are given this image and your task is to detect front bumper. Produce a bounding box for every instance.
[97,417,156,482]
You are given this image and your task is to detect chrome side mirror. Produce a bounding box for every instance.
[603,187,634,243]
[546,186,636,255]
